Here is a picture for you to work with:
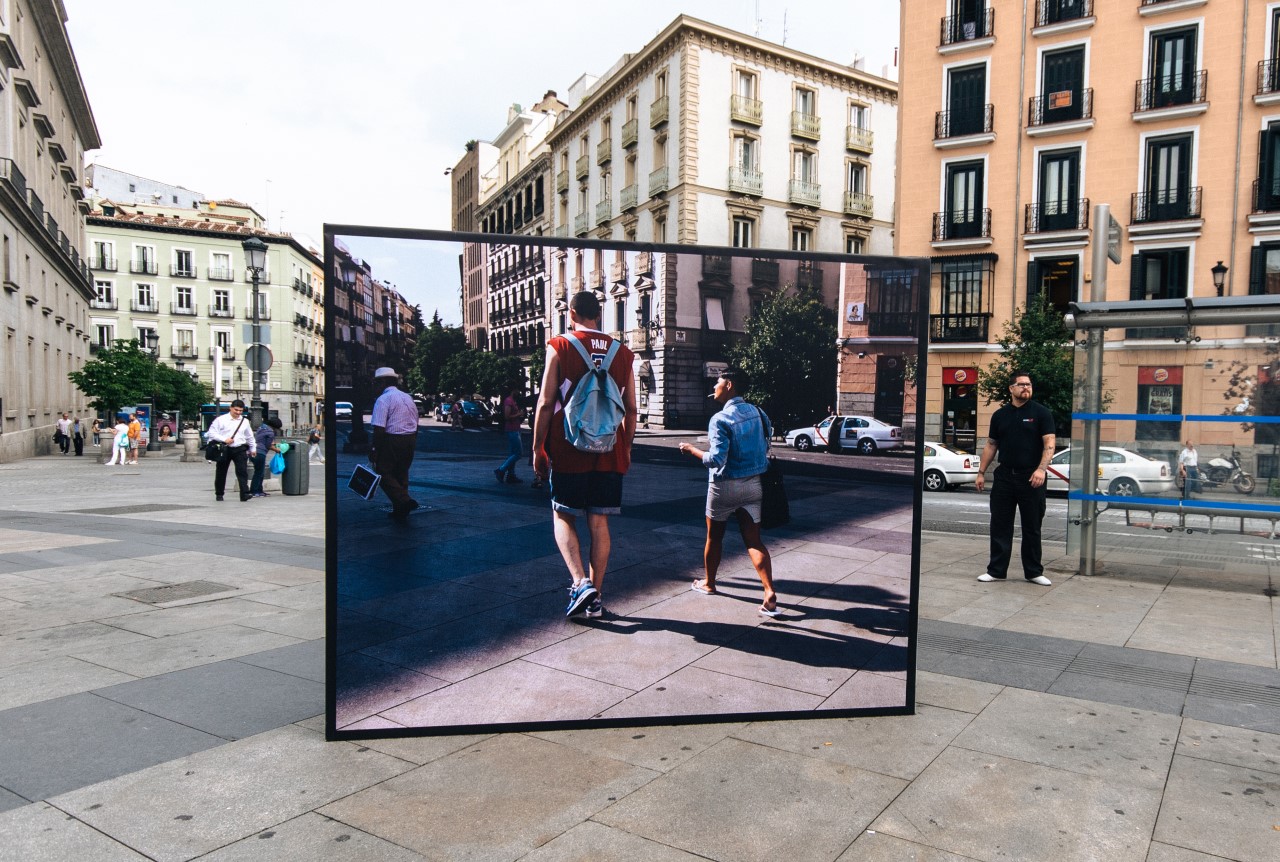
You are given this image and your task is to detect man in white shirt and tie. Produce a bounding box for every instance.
[369,367,421,518]
[205,399,256,502]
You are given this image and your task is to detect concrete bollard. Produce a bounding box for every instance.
[181,434,203,463]
[98,439,113,464]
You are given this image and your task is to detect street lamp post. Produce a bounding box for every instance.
[1212,260,1229,297]
[242,237,268,425]
[145,330,161,451]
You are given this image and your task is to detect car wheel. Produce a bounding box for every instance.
[857,438,877,455]
[923,469,947,492]
[1108,477,1138,497]
[793,435,813,452]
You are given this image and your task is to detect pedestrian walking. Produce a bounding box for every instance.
[307,426,324,463]
[205,399,254,501]
[370,367,420,518]
[56,413,72,454]
[105,416,129,466]
[974,372,1056,586]
[91,418,101,446]
[449,399,463,431]
[532,291,637,620]
[678,369,780,617]
[1178,439,1200,498]
[71,417,85,456]
[494,382,526,484]
[250,416,282,498]
[126,414,142,465]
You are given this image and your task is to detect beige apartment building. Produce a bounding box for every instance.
[898,0,1280,472]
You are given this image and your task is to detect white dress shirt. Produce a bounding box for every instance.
[206,412,256,454]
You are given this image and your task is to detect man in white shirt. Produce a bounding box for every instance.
[205,399,256,502]
[1177,439,1200,498]
[370,367,420,518]
[56,413,72,455]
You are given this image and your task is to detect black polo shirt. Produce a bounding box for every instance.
[988,400,1055,472]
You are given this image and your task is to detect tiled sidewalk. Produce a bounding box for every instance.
[0,437,1277,862]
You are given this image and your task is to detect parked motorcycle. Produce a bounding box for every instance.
[1179,448,1256,495]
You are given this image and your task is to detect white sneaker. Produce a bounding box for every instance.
[1028,575,1053,586]
[976,573,1003,582]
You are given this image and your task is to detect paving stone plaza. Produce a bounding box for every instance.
[1,427,1278,861]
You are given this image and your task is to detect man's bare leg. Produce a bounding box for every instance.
[585,512,611,592]
[552,510,589,586]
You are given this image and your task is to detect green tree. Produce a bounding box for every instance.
[439,349,524,399]
[976,292,1077,436]
[726,287,837,430]
[67,340,156,418]
[153,364,212,419]
[408,311,467,396]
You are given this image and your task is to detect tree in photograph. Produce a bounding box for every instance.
[153,364,212,419]
[438,349,524,400]
[1221,339,1280,441]
[67,339,156,418]
[976,292,1078,436]
[407,311,467,396]
[726,287,837,431]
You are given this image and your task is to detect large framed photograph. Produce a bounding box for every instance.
[324,226,927,739]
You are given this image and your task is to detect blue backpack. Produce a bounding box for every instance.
[562,335,625,453]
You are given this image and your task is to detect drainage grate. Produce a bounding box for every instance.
[1188,676,1280,708]
[115,580,235,604]
[918,632,1074,671]
[70,504,204,515]
[1064,656,1191,693]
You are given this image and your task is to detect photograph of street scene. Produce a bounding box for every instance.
[325,228,927,736]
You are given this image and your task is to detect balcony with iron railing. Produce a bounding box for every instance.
[211,346,235,360]
[554,224,569,237]
[171,302,197,316]
[787,179,821,208]
[89,297,117,310]
[1024,198,1090,233]
[796,263,824,292]
[650,95,669,127]
[932,208,993,242]
[728,166,763,196]
[751,258,778,286]
[208,305,234,318]
[649,165,670,195]
[791,111,821,141]
[703,255,732,279]
[208,266,234,281]
[556,169,569,194]
[243,308,271,321]
[130,299,159,313]
[589,269,606,292]
[575,154,590,180]
[1035,0,1093,28]
[869,312,916,337]
[620,183,639,212]
[596,137,612,164]
[595,198,612,226]
[574,212,589,236]
[610,260,627,286]
[89,255,116,271]
[1028,88,1093,128]
[730,94,763,125]
[940,9,995,46]
[621,118,638,149]
[45,212,58,241]
[1,157,28,202]
[130,259,159,275]
[846,125,874,152]
[1131,187,1202,224]
[930,313,991,342]
[243,271,271,284]
[171,264,197,278]
[844,191,874,218]
[1253,178,1280,213]
[935,104,994,140]
[1134,70,1207,113]
[27,188,43,222]
[170,346,198,359]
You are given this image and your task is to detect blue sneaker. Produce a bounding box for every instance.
[565,580,598,617]
[585,597,604,618]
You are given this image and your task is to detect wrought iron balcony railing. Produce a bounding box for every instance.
[1134,70,1207,112]
[649,95,669,127]
[935,104,994,139]
[130,299,158,313]
[845,125,873,152]
[930,313,990,342]
[1028,88,1093,126]
[207,267,234,281]
[728,167,762,196]
[791,111,821,140]
[788,179,821,208]
[869,312,916,337]
[1035,0,1092,28]
[1130,187,1202,223]
[208,305,234,318]
[648,165,670,195]
[130,260,158,275]
[751,259,778,286]
[932,208,993,241]
[940,9,994,45]
[730,94,763,125]
[621,118,638,149]
[1253,178,1280,213]
[171,302,197,316]
[595,198,612,226]
[620,183,639,212]
[1024,198,1090,233]
[844,191,874,218]
[89,256,116,271]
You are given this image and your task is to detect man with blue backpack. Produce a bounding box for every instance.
[532,290,637,620]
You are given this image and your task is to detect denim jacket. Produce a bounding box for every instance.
[701,397,772,481]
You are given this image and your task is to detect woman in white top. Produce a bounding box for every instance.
[105,417,130,466]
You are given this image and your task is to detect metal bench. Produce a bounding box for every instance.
[1098,497,1280,539]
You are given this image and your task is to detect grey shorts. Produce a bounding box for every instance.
[706,474,762,523]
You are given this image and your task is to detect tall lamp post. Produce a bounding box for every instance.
[145,330,161,451]
[242,237,268,425]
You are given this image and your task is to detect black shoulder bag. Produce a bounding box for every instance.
[754,407,790,529]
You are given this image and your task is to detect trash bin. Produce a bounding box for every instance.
[281,439,310,495]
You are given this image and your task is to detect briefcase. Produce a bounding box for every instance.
[347,463,381,500]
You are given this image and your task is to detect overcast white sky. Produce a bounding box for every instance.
[64,0,899,324]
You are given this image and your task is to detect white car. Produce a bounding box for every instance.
[923,441,979,491]
[785,415,904,455]
[334,401,353,419]
[1045,446,1174,496]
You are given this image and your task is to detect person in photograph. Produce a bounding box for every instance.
[532,290,636,620]
[678,369,780,617]
[206,399,255,501]
[494,381,526,484]
[1178,439,1200,498]
[126,413,142,465]
[974,372,1056,586]
[307,425,324,463]
[91,417,101,446]
[449,399,463,431]
[250,416,283,498]
[55,412,72,454]
[105,416,130,466]
[370,367,420,518]
[71,416,84,456]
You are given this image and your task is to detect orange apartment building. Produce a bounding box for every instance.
[897,0,1280,472]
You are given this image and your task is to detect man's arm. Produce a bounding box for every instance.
[974,437,997,492]
[1029,432,1055,488]
[532,349,561,478]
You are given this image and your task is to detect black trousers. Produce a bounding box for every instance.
[375,433,418,508]
[987,468,1047,579]
[214,445,251,499]
[73,433,84,456]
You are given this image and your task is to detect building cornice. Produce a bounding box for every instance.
[31,0,101,149]
[85,214,322,267]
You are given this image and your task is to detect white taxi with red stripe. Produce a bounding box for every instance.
[785,415,903,455]
[923,441,979,491]
[1046,446,1174,496]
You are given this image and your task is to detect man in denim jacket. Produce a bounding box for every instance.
[679,368,780,617]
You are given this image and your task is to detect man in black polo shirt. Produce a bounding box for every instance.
[974,371,1056,585]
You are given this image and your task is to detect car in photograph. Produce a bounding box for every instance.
[1045,446,1175,496]
[334,401,353,420]
[923,441,979,491]
[434,400,453,422]
[784,414,903,455]
[456,400,490,428]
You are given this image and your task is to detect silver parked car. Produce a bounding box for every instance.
[785,415,904,455]
[923,441,979,491]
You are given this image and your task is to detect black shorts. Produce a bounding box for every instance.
[550,470,623,516]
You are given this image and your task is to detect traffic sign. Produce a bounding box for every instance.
[1107,215,1122,264]
[245,345,273,373]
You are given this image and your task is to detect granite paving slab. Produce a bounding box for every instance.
[353,733,494,767]
[838,831,978,862]
[1153,754,1280,862]
[334,652,449,728]
[598,665,825,720]
[0,693,223,801]
[93,660,323,740]
[0,654,136,711]
[516,820,706,861]
[0,787,26,816]
[821,670,908,710]
[0,528,112,553]
[523,623,719,691]
[192,811,430,862]
[1175,717,1280,776]
[233,639,325,683]
[318,733,658,862]
[70,624,303,677]
[595,736,905,862]
[689,624,876,696]
[0,800,151,861]
[914,671,1004,714]
[49,725,412,862]
[870,746,1161,862]
[1142,843,1231,862]
[530,721,746,774]
[101,596,313,639]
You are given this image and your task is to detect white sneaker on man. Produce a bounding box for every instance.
[976,573,1004,582]
[1028,575,1053,586]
